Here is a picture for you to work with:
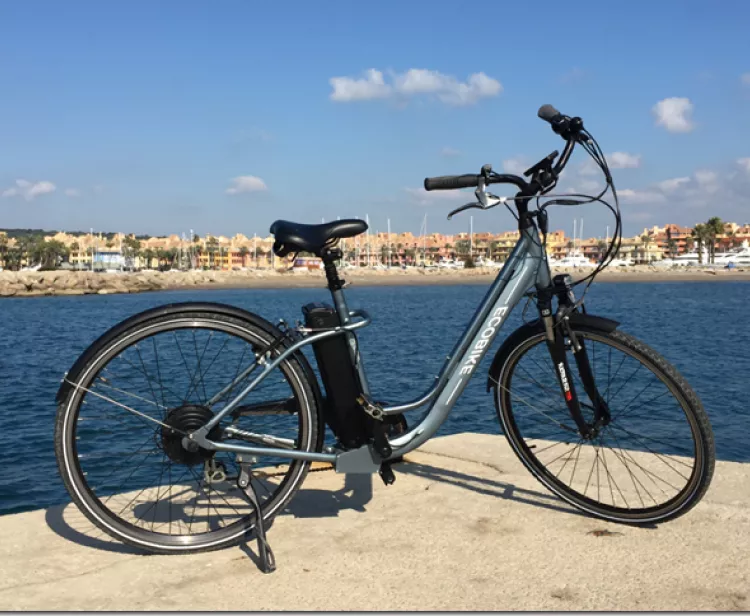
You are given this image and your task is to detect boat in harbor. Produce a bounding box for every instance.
[713,241,750,266]
[437,258,462,269]
[474,255,502,268]
[657,246,709,267]
[291,256,324,272]
[555,251,597,268]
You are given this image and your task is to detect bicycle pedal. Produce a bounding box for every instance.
[379,462,396,486]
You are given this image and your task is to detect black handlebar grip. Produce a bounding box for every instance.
[423,174,479,191]
[538,104,561,123]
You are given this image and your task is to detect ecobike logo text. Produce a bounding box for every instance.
[558,361,573,401]
[460,306,509,376]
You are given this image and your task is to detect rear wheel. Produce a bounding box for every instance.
[55,309,323,554]
[493,323,714,524]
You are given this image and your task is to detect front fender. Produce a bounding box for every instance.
[55,302,323,410]
[486,312,620,392]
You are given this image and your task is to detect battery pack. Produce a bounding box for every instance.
[302,302,373,448]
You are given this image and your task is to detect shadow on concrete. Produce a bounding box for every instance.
[46,456,644,562]
[282,471,373,518]
[44,472,374,557]
[396,460,589,518]
[44,504,149,556]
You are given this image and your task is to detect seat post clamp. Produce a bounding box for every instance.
[321,248,345,291]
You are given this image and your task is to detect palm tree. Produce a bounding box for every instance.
[165,248,178,269]
[4,248,21,271]
[0,234,8,268]
[691,224,708,265]
[206,236,219,269]
[143,248,156,269]
[30,239,69,269]
[455,239,470,257]
[640,235,652,264]
[17,236,38,267]
[705,216,724,264]
[238,246,250,267]
[596,240,608,262]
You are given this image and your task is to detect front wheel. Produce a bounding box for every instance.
[55,306,323,554]
[492,322,715,524]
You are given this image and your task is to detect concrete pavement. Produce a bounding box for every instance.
[0,433,747,611]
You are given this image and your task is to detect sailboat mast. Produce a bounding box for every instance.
[387,218,391,268]
[470,215,473,258]
[573,219,576,254]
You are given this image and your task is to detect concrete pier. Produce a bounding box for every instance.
[0,433,747,611]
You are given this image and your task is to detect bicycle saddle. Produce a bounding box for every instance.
[270,219,368,257]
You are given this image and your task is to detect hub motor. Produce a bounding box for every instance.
[160,404,222,466]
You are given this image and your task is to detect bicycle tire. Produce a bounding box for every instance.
[55,307,324,554]
[492,322,715,524]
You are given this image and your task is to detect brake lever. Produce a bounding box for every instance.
[447,202,483,220]
[447,194,506,220]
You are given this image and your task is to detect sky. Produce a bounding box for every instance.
[1,0,750,240]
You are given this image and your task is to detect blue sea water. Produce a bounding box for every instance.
[0,281,747,516]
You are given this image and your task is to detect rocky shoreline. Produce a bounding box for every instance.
[0,265,748,298]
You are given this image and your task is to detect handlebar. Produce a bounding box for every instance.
[423,104,585,196]
[423,172,530,192]
[423,174,485,191]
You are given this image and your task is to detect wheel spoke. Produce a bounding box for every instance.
[498,329,708,519]
[62,315,312,549]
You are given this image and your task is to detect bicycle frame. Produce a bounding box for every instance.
[191,224,552,470]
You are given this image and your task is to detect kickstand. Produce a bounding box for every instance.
[238,464,276,574]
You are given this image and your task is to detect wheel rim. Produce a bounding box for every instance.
[497,330,704,520]
[61,316,314,549]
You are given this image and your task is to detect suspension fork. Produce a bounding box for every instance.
[538,276,611,438]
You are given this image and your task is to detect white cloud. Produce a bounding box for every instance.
[609,152,642,169]
[226,176,268,195]
[64,188,81,197]
[579,152,641,175]
[440,146,462,157]
[579,178,603,193]
[330,68,502,106]
[618,189,667,204]
[405,187,469,206]
[738,158,750,173]
[741,73,750,86]
[329,69,391,102]
[618,163,750,218]
[694,170,717,185]
[652,97,695,133]
[656,177,690,193]
[502,158,528,175]
[559,67,586,84]
[2,179,56,201]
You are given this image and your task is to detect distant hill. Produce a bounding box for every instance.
[0,228,154,240]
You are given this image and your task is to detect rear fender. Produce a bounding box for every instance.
[55,302,325,412]
[486,312,620,392]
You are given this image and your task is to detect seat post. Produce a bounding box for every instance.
[321,247,345,294]
[320,246,351,324]
[320,246,372,396]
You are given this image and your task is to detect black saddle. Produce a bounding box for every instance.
[270,219,368,257]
